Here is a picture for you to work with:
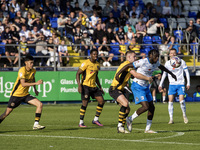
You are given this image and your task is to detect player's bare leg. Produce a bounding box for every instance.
[79,99,89,127]
[117,95,130,133]
[168,95,174,124]
[152,88,156,102]
[28,98,45,130]
[179,95,188,124]
[145,101,157,133]
[0,107,13,124]
[92,96,105,126]
[162,88,167,103]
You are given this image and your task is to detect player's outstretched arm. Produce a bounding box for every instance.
[158,72,167,92]
[184,68,190,90]
[76,69,84,93]
[130,70,153,83]
[115,63,133,82]
[20,78,43,87]
[96,73,104,95]
[158,64,177,81]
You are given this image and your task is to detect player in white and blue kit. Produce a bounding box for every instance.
[126,49,177,133]
[158,48,190,124]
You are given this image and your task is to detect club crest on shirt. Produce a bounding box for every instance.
[136,97,139,102]
[81,63,85,68]
[20,72,23,77]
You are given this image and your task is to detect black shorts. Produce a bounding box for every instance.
[109,86,124,100]
[81,85,103,100]
[7,94,36,108]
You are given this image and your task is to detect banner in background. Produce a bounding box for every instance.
[0,71,116,102]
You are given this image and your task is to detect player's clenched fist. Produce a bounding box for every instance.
[36,79,43,85]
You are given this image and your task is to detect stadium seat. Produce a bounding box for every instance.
[168,18,177,29]
[142,36,153,50]
[190,42,199,54]
[159,18,168,28]
[182,0,190,6]
[188,12,197,19]
[177,18,187,29]
[191,0,199,6]
[181,11,189,17]
[174,30,184,42]
[49,17,58,29]
[183,5,190,12]
[110,43,120,61]
[28,47,36,56]
[152,36,162,44]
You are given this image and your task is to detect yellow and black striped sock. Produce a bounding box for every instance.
[95,104,104,117]
[122,113,128,127]
[35,113,41,122]
[118,106,127,126]
[80,105,86,120]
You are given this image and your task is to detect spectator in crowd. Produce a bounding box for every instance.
[1,27,12,41]
[31,17,43,30]
[0,12,4,22]
[46,37,58,67]
[81,30,96,52]
[149,8,160,20]
[53,0,62,16]
[171,0,181,18]
[119,39,128,62]
[92,0,102,17]
[74,25,83,52]
[160,0,172,7]
[129,12,138,27]
[67,12,75,24]
[116,26,127,44]
[98,36,112,67]
[128,37,141,55]
[135,1,142,18]
[163,30,171,44]
[65,18,75,43]
[0,40,6,67]
[0,21,4,33]
[106,27,115,43]
[52,32,60,45]
[64,0,74,16]
[16,11,26,24]
[135,20,146,36]
[28,0,43,18]
[57,12,66,37]
[121,0,132,16]
[146,18,164,36]
[162,1,171,17]
[185,20,197,43]
[58,39,70,67]
[75,11,88,30]
[19,24,30,39]
[168,36,181,55]
[80,40,90,57]
[19,36,28,56]
[9,0,20,13]
[124,21,136,33]
[151,73,167,103]
[40,24,52,39]
[82,1,93,17]
[106,17,117,31]
[31,26,40,37]
[154,0,163,17]
[127,27,135,43]
[129,6,137,18]
[103,0,112,17]
[111,4,120,19]
[35,35,48,66]
[135,32,143,44]
[27,12,34,30]
[5,37,18,66]
[118,11,129,26]
[3,18,10,28]
[93,23,106,43]
[40,13,49,26]
[97,18,106,31]
[43,0,54,17]
[10,24,20,42]
[193,85,200,100]
[9,7,15,22]
[74,2,81,16]
[89,10,99,29]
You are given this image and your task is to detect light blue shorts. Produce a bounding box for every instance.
[168,85,185,96]
[131,82,153,104]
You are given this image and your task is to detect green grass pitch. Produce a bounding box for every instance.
[0,102,200,150]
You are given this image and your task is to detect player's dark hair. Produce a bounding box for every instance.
[169,48,177,54]
[125,50,135,57]
[148,49,159,58]
[90,49,98,54]
[24,54,34,61]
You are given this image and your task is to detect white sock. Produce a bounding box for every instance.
[34,121,39,126]
[163,96,166,101]
[130,111,139,121]
[180,100,186,117]
[94,116,99,121]
[118,123,123,127]
[153,96,156,101]
[145,119,152,131]
[168,102,174,120]
[79,120,84,125]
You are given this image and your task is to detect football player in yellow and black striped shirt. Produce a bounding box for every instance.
[109,51,153,133]
[76,49,105,127]
[0,55,45,130]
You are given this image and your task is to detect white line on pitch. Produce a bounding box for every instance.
[0,133,199,146]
